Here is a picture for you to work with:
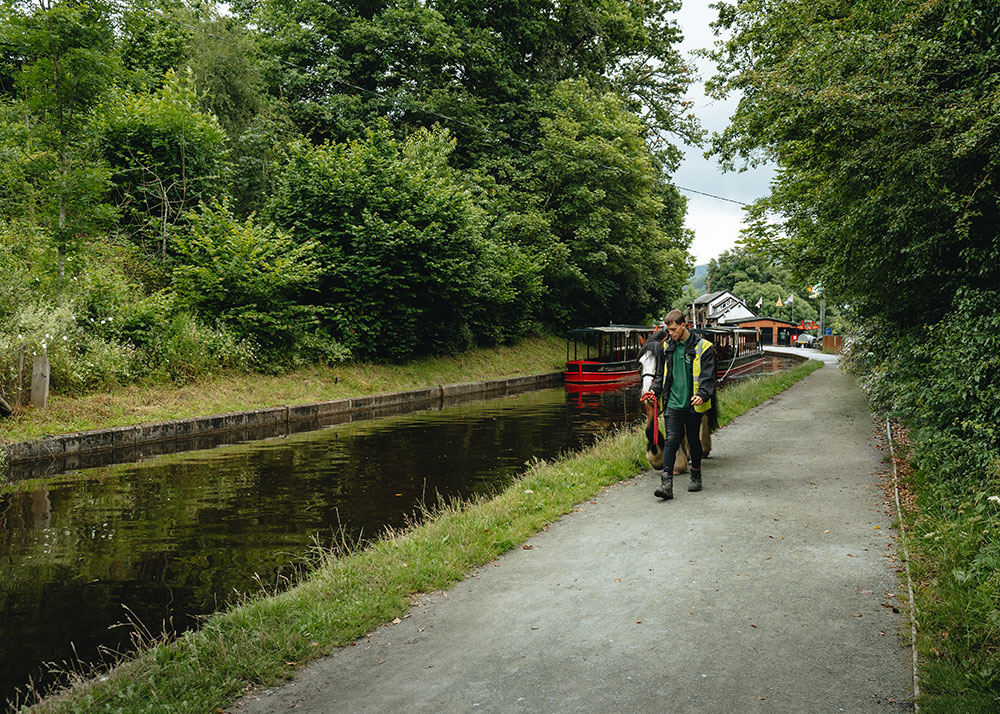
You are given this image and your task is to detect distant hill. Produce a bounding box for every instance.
[688,264,708,293]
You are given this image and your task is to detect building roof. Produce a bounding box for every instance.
[737,317,799,327]
[692,291,726,305]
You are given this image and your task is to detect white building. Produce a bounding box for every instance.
[688,291,757,327]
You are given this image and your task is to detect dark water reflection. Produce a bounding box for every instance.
[1,384,643,703]
[0,353,800,703]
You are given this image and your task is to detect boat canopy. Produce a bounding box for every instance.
[566,324,654,336]
[565,324,654,383]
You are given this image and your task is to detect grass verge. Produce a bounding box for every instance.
[23,359,825,713]
[1,336,565,444]
[888,429,1000,714]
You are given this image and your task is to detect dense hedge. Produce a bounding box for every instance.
[842,287,1000,707]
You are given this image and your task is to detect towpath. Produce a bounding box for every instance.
[232,354,914,713]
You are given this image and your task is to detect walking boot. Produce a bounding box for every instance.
[688,469,702,492]
[654,472,673,500]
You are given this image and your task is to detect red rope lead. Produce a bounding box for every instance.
[652,396,658,447]
[641,391,658,447]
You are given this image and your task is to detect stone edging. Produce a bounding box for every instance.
[3,372,564,467]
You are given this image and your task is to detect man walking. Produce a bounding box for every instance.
[644,309,716,500]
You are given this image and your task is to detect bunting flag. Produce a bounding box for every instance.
[808,283,823,298]
[775,296,783,307]
[755,296,763,309]
[784,294,794,305]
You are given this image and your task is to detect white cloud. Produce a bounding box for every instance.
[670,1,776,265]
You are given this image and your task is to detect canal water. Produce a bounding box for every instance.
[0,354,799,704]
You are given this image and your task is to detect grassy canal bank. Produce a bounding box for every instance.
[1,336,566,445]
[20,359,824,713]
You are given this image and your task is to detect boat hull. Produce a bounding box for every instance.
[564,360,639,385]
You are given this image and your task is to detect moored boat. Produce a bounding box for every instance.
[565,325,654,385]
[699,326,765,381]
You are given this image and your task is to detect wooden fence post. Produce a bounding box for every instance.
[18,344,26,406]
[31,355,50,409]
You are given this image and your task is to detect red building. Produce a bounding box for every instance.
[736,317,803,347]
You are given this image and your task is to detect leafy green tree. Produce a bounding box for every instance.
[115,0,271,215]
[266,124,503,360]
[94,69,228,257]
[1,0,119,284]
[182,7,264,138]
[707,0,1000,328]
[242,0,699,155]
[116,0,191,90]
[520,79,690,326]
[707,247,791,294]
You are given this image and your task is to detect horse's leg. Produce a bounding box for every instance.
[646,420,664,470]
[673,436,690,475]
[701,413,712,458]
[643,402,664,470]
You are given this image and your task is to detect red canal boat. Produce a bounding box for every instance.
[564,325,654,386]
[565,324,765,388]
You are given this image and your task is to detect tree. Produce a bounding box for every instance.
[171,200,322,359]
[707,246,791,294]
[266,124,504,360]
[521,79,690,326]
[95,69,228,257]
[707,0,1000,328]
[1,0,119,284]
[242,0,699,157]
[115,0,191,90]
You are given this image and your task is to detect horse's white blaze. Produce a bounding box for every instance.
[639,349,657,394]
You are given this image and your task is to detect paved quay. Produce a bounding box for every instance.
[231,354,914,714]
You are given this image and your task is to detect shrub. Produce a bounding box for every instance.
[94,70,228,255]
[171,200,323,365]
[267,124,517,360]
[844,286,1000,705]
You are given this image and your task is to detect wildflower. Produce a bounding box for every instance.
[988,496,1000,504]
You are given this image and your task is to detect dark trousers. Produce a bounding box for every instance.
[662,407,703,475]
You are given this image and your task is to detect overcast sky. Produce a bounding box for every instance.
[670,1,775,265]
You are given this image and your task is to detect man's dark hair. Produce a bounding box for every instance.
[664,308,686,325]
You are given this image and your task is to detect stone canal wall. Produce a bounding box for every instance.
[3,372,564,476]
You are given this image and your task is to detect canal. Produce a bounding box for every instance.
[0,354,799,704]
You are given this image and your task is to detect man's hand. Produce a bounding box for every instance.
[640,391,656,402]
[690,395,703,406]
